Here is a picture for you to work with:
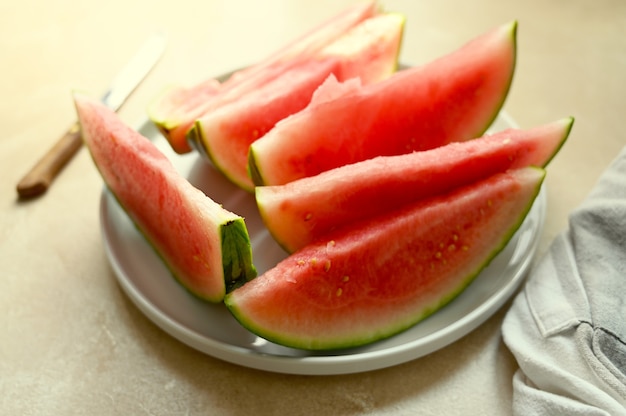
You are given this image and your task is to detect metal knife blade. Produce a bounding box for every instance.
[16,32,167,199]
[101,32,167,111]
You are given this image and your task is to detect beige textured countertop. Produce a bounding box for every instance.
[2,0,625,414]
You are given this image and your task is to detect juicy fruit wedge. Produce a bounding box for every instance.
[188,12,406,191]
[257,118,573,252]
[148,1,379,154]
[249,21,518,186]
[225,167,545,350]
[75,93,256,302]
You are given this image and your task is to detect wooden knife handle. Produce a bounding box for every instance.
[16,122,83,199]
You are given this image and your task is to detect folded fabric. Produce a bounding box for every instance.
[502,146,626,415]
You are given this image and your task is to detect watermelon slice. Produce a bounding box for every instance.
[188,12,405,191]
[74,93,256,302]
[225,167,545,350]
[257,118,573,252]
[148,1,379,154]
[249,21,518,186]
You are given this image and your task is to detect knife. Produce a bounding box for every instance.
[16,31,167,199]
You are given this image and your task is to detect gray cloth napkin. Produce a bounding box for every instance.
[502,146,626,415]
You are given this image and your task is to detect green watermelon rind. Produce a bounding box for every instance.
[220,219,258,293]
[187,120,246,192]
[247,151,264,188]
[225,167,545,350]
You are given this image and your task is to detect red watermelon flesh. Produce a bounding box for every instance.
[148,1,379,154]
[225,167,544,350]
[75,93,256,302]
[256,117,573,252]
[249,21,518,186]
[190,12,405,191]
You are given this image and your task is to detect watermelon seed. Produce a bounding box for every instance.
[192,255,210,270]
[324,260,331,272]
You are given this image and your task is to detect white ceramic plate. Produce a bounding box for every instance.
[100,112,545,375]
